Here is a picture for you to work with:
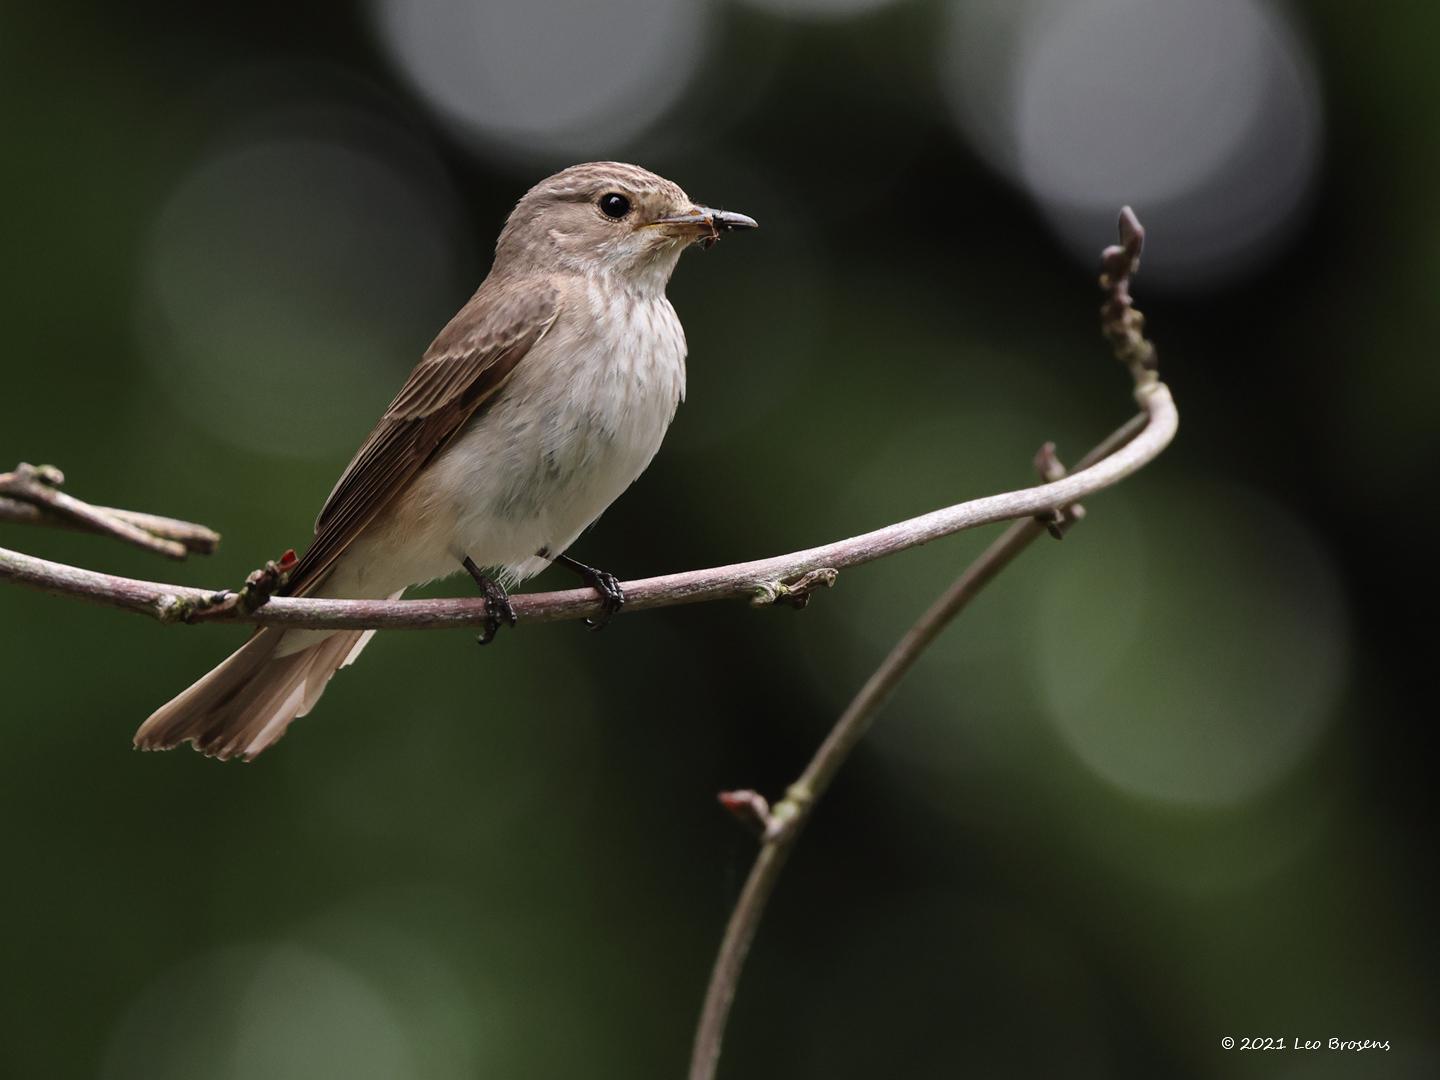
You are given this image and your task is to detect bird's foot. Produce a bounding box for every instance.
[551,553,626,630]
[580,567,625,630]
[463,556,518,645]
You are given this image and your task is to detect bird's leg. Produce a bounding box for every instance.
[542,549,626,630]
[462,556,517,645]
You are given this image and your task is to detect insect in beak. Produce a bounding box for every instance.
[654,206,758,248]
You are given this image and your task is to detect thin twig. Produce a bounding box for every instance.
[0,464,219,558]
[687,207,1166,1080]
[686,422,1143,1080]
[0,383,1172,629]
[0,213,1164,632]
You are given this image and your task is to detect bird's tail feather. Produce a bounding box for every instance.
[134,626,376,762]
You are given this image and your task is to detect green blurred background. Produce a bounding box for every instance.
[2,1,1435,1076]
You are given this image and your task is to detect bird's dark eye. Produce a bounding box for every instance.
[599,192,631,219]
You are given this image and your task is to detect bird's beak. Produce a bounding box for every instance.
[652,205,758,247]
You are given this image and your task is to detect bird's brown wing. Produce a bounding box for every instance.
[283,277,560,598]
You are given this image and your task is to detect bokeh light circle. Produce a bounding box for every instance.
[138,115,472,459]
[942,0,1323,286]
[1034,478,1349,808]
[369,0,712,157]
[102,944,417,1080]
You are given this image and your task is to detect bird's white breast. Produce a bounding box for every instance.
[420,274,687,584]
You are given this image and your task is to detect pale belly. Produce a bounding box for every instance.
[318,288,687,600]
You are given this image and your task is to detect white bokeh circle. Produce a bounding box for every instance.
[369,0,713,157]
[941,0,1323,285]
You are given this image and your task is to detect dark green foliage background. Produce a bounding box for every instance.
[2,2,1434,1077]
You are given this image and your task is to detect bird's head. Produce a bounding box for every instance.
[495,162,757,288]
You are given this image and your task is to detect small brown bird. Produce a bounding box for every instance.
[135,162,756,761]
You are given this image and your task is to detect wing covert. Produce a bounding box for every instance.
[283,277,559,596]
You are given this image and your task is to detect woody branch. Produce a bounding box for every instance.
[0,214,1175,641]
[0,390,1170,629]
[688,207,1168,1080]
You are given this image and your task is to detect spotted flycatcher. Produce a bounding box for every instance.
[135,162,756,760]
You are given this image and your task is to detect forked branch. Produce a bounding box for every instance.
[687,207,1171,1080]
[1,205,1176,1080]
[0,463,218,559]
[0,384,1173,631]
